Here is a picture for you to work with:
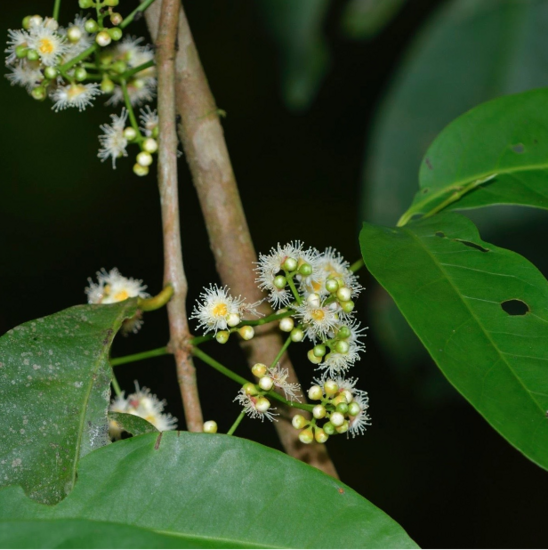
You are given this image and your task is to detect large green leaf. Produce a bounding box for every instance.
[0,301,137,504]
[360,213,548,470]
[258,0,330,111]
[0,432,418,549]
[363,0,548,227]
[401,88,548,223]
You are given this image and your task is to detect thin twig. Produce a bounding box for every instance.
[144,0,337,477]
[155,0,203,432]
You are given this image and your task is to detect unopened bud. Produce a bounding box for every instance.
[84,19,99,33]
[279,317,294,332]
[308,385,323,401]
[341,300,355,313]
[67,26,82,42]
[133,163,149,177]
[110,12,123,26]
[336,402,349,415]
[323,421,336,435]
[226,313,240,327]
[282,257,297,271]
[313,344,326,358]
[96,31,112,47]
[44,66,57,80]
[326,279,339,293]
[203,420,218,434]
[306,293,321,307]
[243,383,258,396]
[123,127,137,141]
[239,325,254,341]
[336,420,349,434]
[330,411,345,427]
[334,340,349,354]
[143,138,158,153]
[292,414,307,429]
[273,275,286,289]
[337,325,351,339]
[312,404,326,419]
[324,379,338,396]
[258,376,274,391]
[348,401,361,416]
[101,77,115,94]
[290,327,304,342]
[136,151,153,167]
[315,428,329,443]
[307,349,322,365]
[298,428,314,444]
[215,330,229,344]
[255,397,271,413]
[108,27,123,41]
[298,263,312,276]
[252,363,267,378]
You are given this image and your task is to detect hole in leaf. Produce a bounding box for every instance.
[501,299,529,316]
[435,231,445,238]
[512,143,525,154]
[454,239,489,252]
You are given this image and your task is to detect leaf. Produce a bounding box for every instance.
[360,213,548,470]
[402,88,548,222]
[0,432,418,549]
[0,300,137,505]
[340,0,406,40]
[363,0,548,227]
[109,412,158,436]
[258,0,330,111]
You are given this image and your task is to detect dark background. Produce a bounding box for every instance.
[2,1,548,548]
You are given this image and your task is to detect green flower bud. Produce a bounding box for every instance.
[314,428,329,444]
[96,31,112,47]
[325,278,339,293]
[312,404,326,419]
[290,327,304,342]
[337,325,351,339]
[330,411,345,427]
[22,16,32,30]
[133,163,149,177]
[334,340,349,354]
[26,49,39,61]
[101,77,115,94]
[239,325,254,341]
[273,274,286,289]
[108,27,123,41]
[67,25,83,43]
[79,0,94,8]
[336,421,349,434]
[44,66,58,80]
[336,402,349,415]
[292,414,307,430]
[15,45,27,59]
[341,300,355,313]
[255,397,271,413]
[112,60,126,74]
[215,330,229,344]
[258,376,274,391]
[251,363,267,378]
[282,257,297,271]
[298,263,312,276]
[298,428,314,444]
[323,422,336,435]
[243,383,258,396]
[203,420,218,434]
[74,67,87,81]
[279,317,294,332]
[123,127,137,141]
[308,385,323,401]
[104,0,119,6]
[307,349,322,365]
[337,286,352,302]
[324,379,338,396]
[313,344,326,358]
[84,19,99,33]
[348,401,361,417]
[110,12,123,26]
[31,86,47,101]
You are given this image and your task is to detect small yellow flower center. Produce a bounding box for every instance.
[113,290,129,302]
[311,280,322,292]
[212,303,228,317]
[311,309,325,322]
[67,84,86,99]
[38,38,55,54]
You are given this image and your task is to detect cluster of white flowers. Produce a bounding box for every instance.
[109,383,177,439]
[85,268,149,334]
[5,9,159,176]
[234,385,279,423]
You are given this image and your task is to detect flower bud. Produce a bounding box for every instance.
[28,15,43,28]
[15,45,27,59]
[101,77,115,94]
[325,279,339,293]
[336,286,352,302]
[330,411,345,427]
[110,12,123,26]
[203,420,218,434]
[108,27,123,41]
[282,257,297,271]
[315,428,329,444]
[26,49,39,61]
[44,66,57,80]
[104,0,119,5]
[84,19,99,33]
[273,275,286,289]
[215,330,229,344]
[96,31,112,47]
[292,414,307,429]
[133,163,149,176]
[290,327,304,342]
[336,402,349,415]
[307,349,322,365]
[341,300,355,313]
[79,0,94,8]
[342,389,353,404]
[324,379,338,396]
[336,421,349,434]
[312,404,326,419]
[298,263,312,277]
[308,385,323,401]
[337,325,351,339]
[255,397,271,413]
[334,340,349,354]
[323,421,336,435]
[31,86,46,101]
[298,428,314,444]
[243,383,258,396]
[348,401,361,416]
[258,376,274,391]
[67,26,83,42]
[22,16,32,29]
[143,138,158,153]
[123,127,137,141]
[239,325,254,341]
[74,67,87,81]
[136,151,153,167]
[112,61,127,74]
[279,317,294,332]
[251,363,267,378]
[306,293,320,307]
[313,344,326,358]
[226,313,240,327]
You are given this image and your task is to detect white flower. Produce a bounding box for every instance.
[27,22,68,66]
[5,29,29,66]
[267,364,302,402]
[190,284,260,334]
[139,105,158,136]
[234,389,278,422]
[98,109,128,168]
[5,61,43,90]
[295,299,340,341]
[108,384,178,439]
[85,268,149,305]
[52,82,102,111]
[347,391,371,438]
[61,15,94,57]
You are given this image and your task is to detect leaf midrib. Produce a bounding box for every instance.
[402,226,546,416]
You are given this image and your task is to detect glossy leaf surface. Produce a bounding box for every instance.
[108,412,158,436]
[0,301,137,504]
[0,432,418,549]
[360,214,548,470]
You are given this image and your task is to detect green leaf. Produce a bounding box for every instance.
[360,213,548,470]
[258,0,330,111]
[0,432,418,549]
[402,88,548,223]
[109,412,158,436]
[341,0,406,40]
[0,301,137,504]
[363,0,548,227]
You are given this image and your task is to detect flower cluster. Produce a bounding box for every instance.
[293,376,370,443]
[109,383,177,439]
[234,383,279,423]
[85,268,149,334]
[5,5,159,176]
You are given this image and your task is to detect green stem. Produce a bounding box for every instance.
[111,373,122,396]
[349,258,364,273]
[121,59,155,80]
[138,284,174,311]
[59,44,97,74]
[286,274,302,305]
[227,410,246,436]
[53,0,61,21]
[121,0,158,29]
[270,335,292,369]
[121,79,143,138]
[111,346,169,367]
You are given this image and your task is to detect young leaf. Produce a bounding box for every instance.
[360,213,548,470]
[0,432,418,549]
[0,300,137,505]
[401,88,548,224]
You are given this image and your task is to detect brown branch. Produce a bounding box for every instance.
[155,0,203,432]
[144,0,337,478]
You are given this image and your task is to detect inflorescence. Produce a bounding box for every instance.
[5,1,160,176]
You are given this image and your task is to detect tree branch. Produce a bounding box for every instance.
[155,0,203,432]
[145,0,337,477]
